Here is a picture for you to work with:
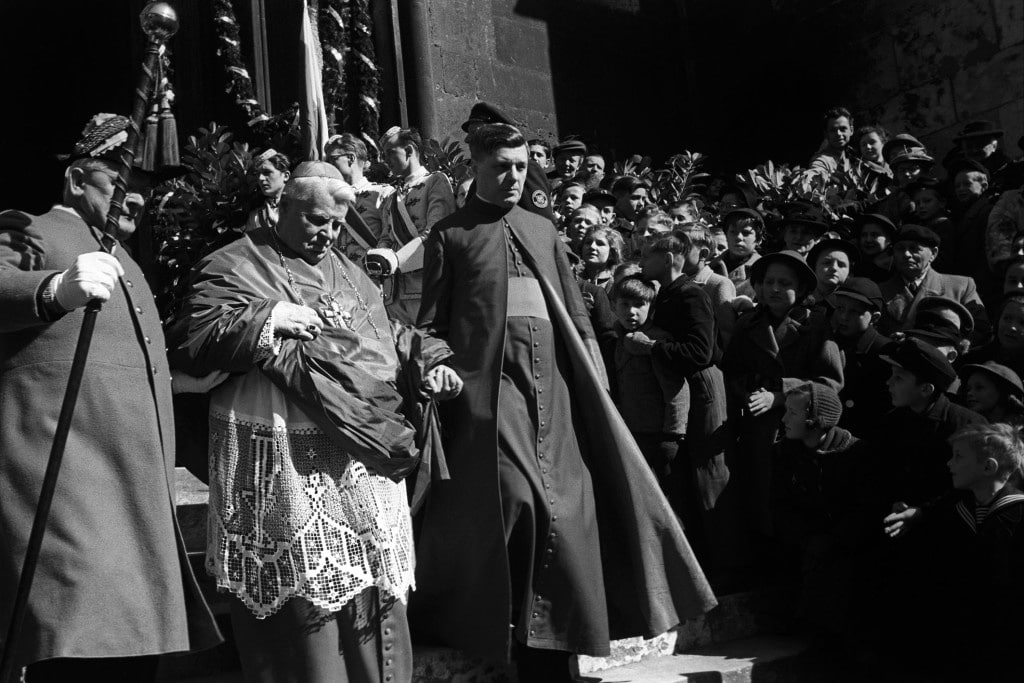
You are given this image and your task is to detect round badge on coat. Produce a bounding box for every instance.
[531,190,549,208]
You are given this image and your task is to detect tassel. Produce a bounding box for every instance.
[159,97,179,167]
[140,102,159,172]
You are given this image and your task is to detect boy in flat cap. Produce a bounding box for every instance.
[873,337,985,539]
[0,113,221,679]
[832,277,892,437]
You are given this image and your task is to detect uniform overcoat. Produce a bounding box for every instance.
[0,208,221,667]
[411,197,716,662]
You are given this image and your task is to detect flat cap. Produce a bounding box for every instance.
[553,140,587,157]
[835,277,884,311]
[879,336,958,391]
[894,224,941,249]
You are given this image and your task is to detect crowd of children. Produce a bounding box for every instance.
[544,112,1024,678]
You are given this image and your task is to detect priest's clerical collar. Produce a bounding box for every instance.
[470,193,514,219]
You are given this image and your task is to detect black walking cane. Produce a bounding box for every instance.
[0,4,179,681]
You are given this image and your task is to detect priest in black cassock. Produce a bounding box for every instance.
[411,124,716,679]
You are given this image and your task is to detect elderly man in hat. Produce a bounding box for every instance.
[0,114,222,680]
[462,102,555,222]
[168,161,459,683]
[878,224,988,339]
[550,139,587,188]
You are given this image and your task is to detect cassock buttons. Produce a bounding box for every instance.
[126,280,133,288]
[533,342,539,348]
[540,421,546,427]
[384,628,391,636]
[534,373,541,379]
[135,306,143,314]
[145,336,151,344]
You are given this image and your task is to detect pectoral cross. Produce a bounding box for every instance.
[321,294,354,330]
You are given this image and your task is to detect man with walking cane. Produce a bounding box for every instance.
[0,113,221,681]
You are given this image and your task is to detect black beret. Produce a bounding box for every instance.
[461,102,514,132]
[581,188,616,207]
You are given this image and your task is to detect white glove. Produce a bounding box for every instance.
[54,252,124,310]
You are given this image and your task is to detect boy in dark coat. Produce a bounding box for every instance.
[875,337,987,534]
[639,230,730,565]
[832,278,892,437]
[609,275,688,497]
[772,383,869,633]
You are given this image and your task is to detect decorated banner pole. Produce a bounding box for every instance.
[0,4,179,681]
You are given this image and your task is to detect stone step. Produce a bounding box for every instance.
[159,635,812,683]
[584,635,812,683]
[169,468,792,682]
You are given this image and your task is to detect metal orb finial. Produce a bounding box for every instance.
[140,2,179,42]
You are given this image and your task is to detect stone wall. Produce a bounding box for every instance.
[422,0,558,144]
[774,0,1023,163]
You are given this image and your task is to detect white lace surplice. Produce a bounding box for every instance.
[206,368,415,619]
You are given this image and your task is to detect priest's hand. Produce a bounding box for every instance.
[273,302,322,341]
[424,365,463,401]
[53,252,125,310]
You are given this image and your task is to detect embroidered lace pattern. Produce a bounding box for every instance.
[253,310,279,362]
[206,374,415,619]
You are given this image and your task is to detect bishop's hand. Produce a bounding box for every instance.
[424,365,463,401]
[272,301,323,341]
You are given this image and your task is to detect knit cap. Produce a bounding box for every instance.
[806,382,843,429]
